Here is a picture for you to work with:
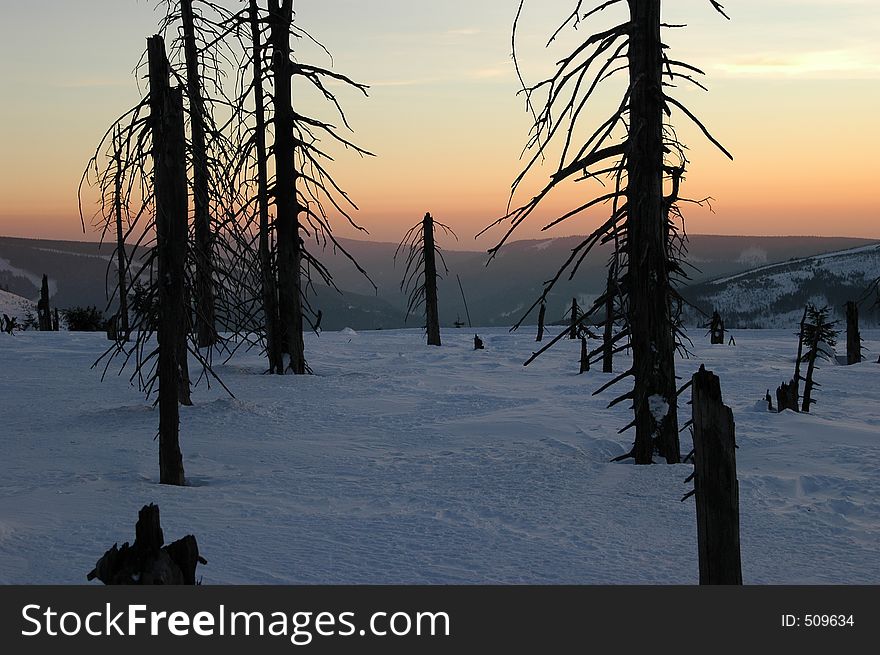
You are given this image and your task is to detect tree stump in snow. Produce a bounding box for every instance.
[691,365,742,585]
[579,336,589,374]
[87,504,206,585]
[775,378,799,413]
[474,334,484,350]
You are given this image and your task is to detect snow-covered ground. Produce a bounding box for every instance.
[1,327,878,584]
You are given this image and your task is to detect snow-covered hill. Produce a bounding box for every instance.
[0,288,34,321]
[683,243,880,328]
[1,328,878,584]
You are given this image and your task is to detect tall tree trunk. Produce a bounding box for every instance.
[579,336,590,374]
[181,0,216,348]
[251,0,283,374]
[603,268,615,373]
[113,127,130,340]
[536,300,546,342]
[149,35,186,486]
[270,0,306,374]
[626,0,680,464]
[569,297,578,339]
[845,300,861,365]
[423,212,441,346]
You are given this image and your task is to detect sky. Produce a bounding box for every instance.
[0,0,878,249]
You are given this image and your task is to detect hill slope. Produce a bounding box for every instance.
[683,244,880,328]
[2,234,877,329]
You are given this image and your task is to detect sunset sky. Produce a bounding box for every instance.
[0,0,877,248]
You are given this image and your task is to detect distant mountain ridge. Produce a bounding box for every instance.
[1,234,877,330]
[682,243,880,329]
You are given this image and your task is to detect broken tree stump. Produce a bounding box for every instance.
[775,378,799,413]
[87,504,206,585]
[569,297,578,339]
[690,365,742,585]
[579,336,589,374]
[474,334,484,350]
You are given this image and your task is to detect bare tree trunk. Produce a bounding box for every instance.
[37,274,52,331]
[270,0,306,374]
[569,297,578,339]
[801,340,819,413]
[710,311,725,345]
[251,0,283,375]
[536,300,546,342]
[181,0,216,348]
[579,336,590,374]
[603,268,615,373]
[423,212,441,346]
[113,127,130,341]
[793,305,808,398]
[691,365,742,585]
[845,300,861,365]
[149,35,186,486]
[626,0,680,464]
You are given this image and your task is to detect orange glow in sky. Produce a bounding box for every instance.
[0,0,877,248]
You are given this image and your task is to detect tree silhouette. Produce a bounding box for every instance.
[395,213,457,346]
[481,0,732,464]
[224,0,375,374]
[799,305,838,413]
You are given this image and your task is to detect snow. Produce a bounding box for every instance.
[0,289,34,318]
[0,327,878,584]
[648,394,669,422]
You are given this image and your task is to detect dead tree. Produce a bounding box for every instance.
[268,0,306,373]
[219,0,374,373]
[707,310,725,344]
[250,0,283,374]
[180,0,217,348]
[845,300,862,365]
[687,365,742,585]
[88,504,206,585]
[800,305,838,413]
[536,299,546,341]
[602,267,616,373]
[793,305,808,397]
[569,297,579,339]
[480,0,732,464]
[395,213,457,346]
[37,274,52,331]
[579,335,590,374]
[111,127,130,340]
[149,35,189,485]
[474,334,485,350]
